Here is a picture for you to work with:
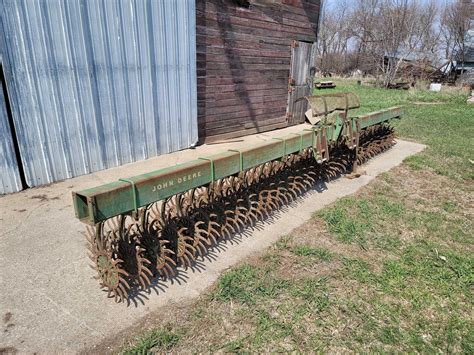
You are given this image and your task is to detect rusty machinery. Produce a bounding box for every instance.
[72,93,401,302]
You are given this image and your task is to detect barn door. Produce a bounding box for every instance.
[286,41,317,125]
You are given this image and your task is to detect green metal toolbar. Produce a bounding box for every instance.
[73,106,402,225]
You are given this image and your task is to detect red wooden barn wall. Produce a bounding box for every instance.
[196,0,321,142]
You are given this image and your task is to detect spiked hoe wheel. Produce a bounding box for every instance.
[142,202,177,280]
[86,220,131,302]
[75,93,401,302]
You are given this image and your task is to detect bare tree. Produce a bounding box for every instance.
[377,0,438,86]
[350,0,380,74]
[440,0,471,68]
[317,0,451,86]
[317,0,354,74]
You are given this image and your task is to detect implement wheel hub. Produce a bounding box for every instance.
[96,254,119,289]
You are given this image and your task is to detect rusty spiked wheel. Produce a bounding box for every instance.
[86,219,131,302]
[118,214,153,290]
[155,196,196,268]
[168,195,199,267]
[142,201,177,280]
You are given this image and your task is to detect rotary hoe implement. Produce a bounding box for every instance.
[72,93,401,302]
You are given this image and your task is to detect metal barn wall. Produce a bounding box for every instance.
[0,0,198,188]
[0,60,22,194]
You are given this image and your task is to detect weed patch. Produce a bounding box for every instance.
[122,327,182,354]
[290,245,333,262]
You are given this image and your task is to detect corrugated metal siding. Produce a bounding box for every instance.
[0,0,198,188]
[0,62,22,194]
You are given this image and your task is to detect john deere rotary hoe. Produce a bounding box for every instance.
[73,93,401,302]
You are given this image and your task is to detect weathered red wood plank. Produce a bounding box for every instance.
[198,97,288,116]
[199,105,287,125]
[196,0,320,141]
[198,88,289,102]
[198,94,289,109]
[202,120,288,142]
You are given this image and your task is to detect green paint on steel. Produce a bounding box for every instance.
[358,106,402,129]
[73,107,402,225]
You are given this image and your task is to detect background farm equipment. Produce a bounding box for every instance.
[315,81,337,89]
[73,93,401,302]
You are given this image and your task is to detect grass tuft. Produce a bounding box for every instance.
[122,327,181,354]
[290,245,333,261]
[317,202,369,245]
[211,264,289,304]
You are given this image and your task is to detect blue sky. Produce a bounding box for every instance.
[323,0,455,10]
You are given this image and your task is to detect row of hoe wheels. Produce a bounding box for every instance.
[86,124,396,302]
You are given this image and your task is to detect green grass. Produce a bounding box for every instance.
[120,80,473,353]
[210,264,290,305]
[122,328,182,354]
[328,79,474,181]
[290,245,333,261]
